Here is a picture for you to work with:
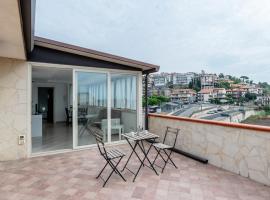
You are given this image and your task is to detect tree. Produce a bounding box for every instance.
[210,98,221,104]
[166,81,173,89]
[143,95,170,106]
[245,92,257,101]
[240,76,249,83]
[218,73,224,78]
[258,82,270,95]
[189,77,201,92]
[217,81,231,89]
[230,76,241,84]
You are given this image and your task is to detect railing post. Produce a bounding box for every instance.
[144,73,149,130]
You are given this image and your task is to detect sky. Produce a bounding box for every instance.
[35,0,270,83]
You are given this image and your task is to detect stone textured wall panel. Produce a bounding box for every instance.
[0,58,28,161]
[149,116,270,186]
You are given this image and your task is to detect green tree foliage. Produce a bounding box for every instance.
[258,82,270,95]
[209,98,221,104]
[245,92,257,101]
[166,81,174,89]
[217,81,231,89]
[188,77,201,92]
[240,76,249,82]
[143,95,170,106]
[230,76,241,84]
[218,73,224,78]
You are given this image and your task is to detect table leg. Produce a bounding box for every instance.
[121,139,144,172]
[138,141,159,175]
[133,141,158,182]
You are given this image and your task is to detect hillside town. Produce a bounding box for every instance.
[144,71,270,125]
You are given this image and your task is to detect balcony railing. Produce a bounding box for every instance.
[148,113,270,186]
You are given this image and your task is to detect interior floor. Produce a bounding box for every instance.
[32,122,73,153]
[32,122,122,153]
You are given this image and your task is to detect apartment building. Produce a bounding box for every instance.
[172,72,196,85]
[230,83,263,97]
[212,88,227,99]
[198,89,213,102]
[200,73,218,89]
[170,89,197,103]
[152,73,172,87]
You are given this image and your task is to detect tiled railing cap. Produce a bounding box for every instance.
[149,113,270,133]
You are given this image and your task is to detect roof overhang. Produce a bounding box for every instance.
[0,0,26,59]
[2,0,159,73]
[33,37,159,73]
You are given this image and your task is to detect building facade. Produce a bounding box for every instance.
[0,1,159,161]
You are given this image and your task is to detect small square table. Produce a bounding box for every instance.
[121,131,159,182]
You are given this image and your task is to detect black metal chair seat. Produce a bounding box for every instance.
[152,126,180,173]
[85,125,126,187]
[153,143,172,149]
[106,148,125,159]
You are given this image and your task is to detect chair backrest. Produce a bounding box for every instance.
[65,107,69,117]
[163,126,180,148]
[65,108,72,117]
[85,125,108,158]
[78,106,88,116]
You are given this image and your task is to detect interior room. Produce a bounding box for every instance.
[76,72,138,146]
[31,67,73,153]
[31,67,138,153]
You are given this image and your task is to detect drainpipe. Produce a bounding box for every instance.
[144,73,149,130]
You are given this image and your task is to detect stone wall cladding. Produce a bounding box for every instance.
[149,115,270,186]
[0,58,29,161]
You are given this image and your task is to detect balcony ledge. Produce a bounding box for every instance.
[149,113,270,133]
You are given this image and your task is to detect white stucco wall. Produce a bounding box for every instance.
[149,114,270,186]
[0,57,29,161]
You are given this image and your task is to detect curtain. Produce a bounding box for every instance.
[87,75,136,110]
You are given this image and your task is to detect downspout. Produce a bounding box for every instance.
[144,73,149,130]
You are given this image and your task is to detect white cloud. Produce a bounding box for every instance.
[35,0,270,82]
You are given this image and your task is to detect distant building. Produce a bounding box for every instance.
[230,83,263,97]
[256,96,270,106]
[172,72,196,85]
[142,75,154,96]
[227,88,248,99]
[151,87,171,96]
[170,89,196,103]
[212,88,227,99]
[200,73,218,89]
[152,73,172,87]
[198,88,214,102]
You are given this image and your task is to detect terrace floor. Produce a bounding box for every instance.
[0,144,269,200]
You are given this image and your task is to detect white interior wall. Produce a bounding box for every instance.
[32,82,69,122]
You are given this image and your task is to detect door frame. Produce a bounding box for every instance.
[28,62,142,155]
[73,69,110,149]
[73,68,141,150]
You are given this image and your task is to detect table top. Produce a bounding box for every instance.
[122,131,159,141]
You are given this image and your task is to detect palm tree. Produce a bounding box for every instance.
[240,76,249,83]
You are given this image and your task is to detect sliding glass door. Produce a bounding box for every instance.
[111,74,137,141]
[74,71,108,147]
[74,70,139,148]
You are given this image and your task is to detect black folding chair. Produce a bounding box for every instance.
[87,127,126,187]
[152,126,180,173]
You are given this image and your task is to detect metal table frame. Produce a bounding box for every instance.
[121,132,159,182]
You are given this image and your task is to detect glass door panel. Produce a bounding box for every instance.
[111,74,137,141]
[76,71,108,146]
